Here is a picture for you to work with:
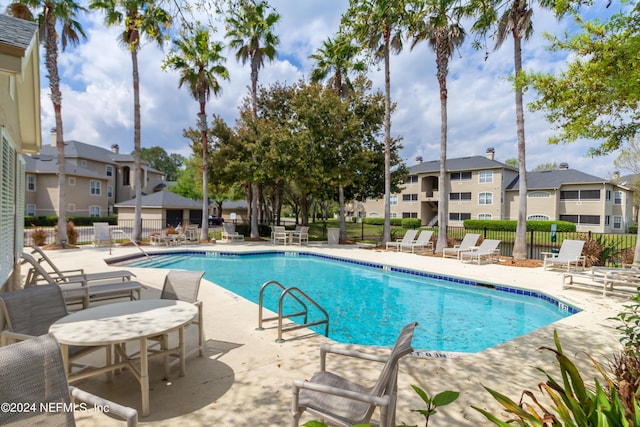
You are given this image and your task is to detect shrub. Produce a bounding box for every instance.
[582,236,619,267]
[31,226,48,246]
[630,225,638,234]
[401,218,421,229]
[462,219,576,232]
[53,220,79,244]
[363,217,384,225]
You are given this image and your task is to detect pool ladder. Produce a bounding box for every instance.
[256,280,329,343]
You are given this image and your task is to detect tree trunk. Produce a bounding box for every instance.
[513,34,528,260]
[382,28,392,246]
[435,62,448,253]
[131,47,143,243]
[199,97,209,241]
[339,185,347,242]
[250,65,259,238]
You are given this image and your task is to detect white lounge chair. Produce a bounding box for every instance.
[400,230,433,253]
[563,265,640,296]
[542,240,586,271]
[386,229,419,251]
[442,233,480,259]
[93,222,112,247]
[460,239,501,265]
[222,223,244,241]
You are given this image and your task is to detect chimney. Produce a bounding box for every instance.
[485,147,495,160]
[50,128,57,146]
[559,162,569,170]
[111,144,119,154]
[416,156,423,164]
[613,170,620,181]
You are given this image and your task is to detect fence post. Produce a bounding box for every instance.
[529,230,534,259]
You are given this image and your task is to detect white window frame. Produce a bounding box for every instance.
[527,214,550,221]
[528,191,550,198]
[478,192,493,205]
[107,185,113,198]
[68,176,76,186]
[90,180,101,196]
[477,213,493,220]
[614,191,623,205]
[613,215,622,229]
[26,174,36,192]
[26,204,36,216]
[389,195,398,206]
[89,206,101,217]
[478,170,493,184]
[106,165,113,177]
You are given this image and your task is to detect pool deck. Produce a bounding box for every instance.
[28,241,627,426]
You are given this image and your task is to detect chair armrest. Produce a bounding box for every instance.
[320,344,388,370]
[292,379,389,407]
[56,268,85,276]
[0,330,36,345]
[70,386,138,427]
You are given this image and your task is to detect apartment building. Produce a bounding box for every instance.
[24,133,165,217]
[362,148,633,233]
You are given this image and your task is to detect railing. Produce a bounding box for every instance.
[256,280,329,343]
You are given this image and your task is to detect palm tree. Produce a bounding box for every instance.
[225,0,279,239]
[410,0,465,253]
[90,0,170,242]
[9,0,86,247]
[164,28,229,241]
[342,0,412,245]
[310,34,365,242]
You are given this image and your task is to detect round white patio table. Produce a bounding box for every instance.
[49,299,197,417]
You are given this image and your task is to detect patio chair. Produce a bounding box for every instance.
[93,222,112,247]
[21,253,143,310]
[542,240,586,271]
[400,230,433,253]
[0,333,137,427]
[563,265,640,296]
[442,233,480,259]
[291,226,309,245]
[386,229,419,252]
[272,225,288,245]
[460,239,502,265]
[184,224,200,244]
[290,321,418,427]
[222,223,244,241]
[0,285,109,370]
[30,244,135,284]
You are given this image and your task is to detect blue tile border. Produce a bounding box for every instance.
[109,249,580,314]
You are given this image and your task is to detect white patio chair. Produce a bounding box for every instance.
[400,230,434,253]
[460,239,501,265]
[541,240,586,271]
[442,233,480,259]
[386,229,418,251]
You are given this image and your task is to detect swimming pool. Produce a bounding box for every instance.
[120,251,578,353]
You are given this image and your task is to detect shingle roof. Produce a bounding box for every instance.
[0,14,38,53]
[115,191,202,209]
[409,155,517,174]
[506,169,611,190]
[23,154,105,179]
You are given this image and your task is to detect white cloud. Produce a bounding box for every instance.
[38,1,622,181]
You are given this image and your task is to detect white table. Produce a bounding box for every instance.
[49,299,197,417]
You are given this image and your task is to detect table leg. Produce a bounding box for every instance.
[140,337,149,417]
[60,343,70,378]
[179,326,186,377]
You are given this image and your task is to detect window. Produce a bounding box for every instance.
[615,191,623,205]
[390,212,397,218]
[449,192,471,201]
[606,190,611,201]
[68,176,75,186]
[90,180,101,196]
[106,165,113,177]
[89,206,100,217]
[560,214,600,225]
[527,214,550,221]
[478,213,493,220]
[478,170,493,183]
[107,185,113,198]
[450,171,472,181]
[528,191,550,198]
[449,212,471,221]
[560,189,600,200]
[26,174,35,191]
[402,212,418,218]
[613,216,622,229]
[26,204,35,216]
[0,133,17,286]
[122,166,130,186]
[390,195,398,206]
[605,215,610,226]
[405,175,418,184]
[402,194,418,201]
[478,192,493,205]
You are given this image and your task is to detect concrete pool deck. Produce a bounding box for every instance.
[26,242,627,426]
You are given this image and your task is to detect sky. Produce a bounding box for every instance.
[6,0,630,179]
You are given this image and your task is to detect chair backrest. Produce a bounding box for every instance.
[223,223,235,234]
[21,252,60,286]
[272,226,286,233]
[31,245,66,278]
[558,240,585,259]
[0,334,75,426]
[459,233,480,249]
[415,230,433,243]
[400,229,419,243]
[94,222,111,242]
[0,284,68,337]
[477,239,501,254]
[161,270,205,303]
[362,321,417,420]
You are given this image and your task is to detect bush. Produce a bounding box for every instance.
[401,218,421,229]
[630,225,638,234]
[54,220,79,244]
[30,227,48,246]
[582,236,619,267]
[462,219,576,232]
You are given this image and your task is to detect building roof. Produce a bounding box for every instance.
[23,153,105,180]
[0,14,38,60]
[115,191,202,209]
[506,168,614,190]
[219,199,248,210]
[408,155,517,174]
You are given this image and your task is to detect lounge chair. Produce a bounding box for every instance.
[291,226,309,245]
[93,222,112,247]
[442,233,480,259]
[460,239,501,265]
[290,321,418,427]
[386,229,419,252]
[542,240,586,271]
[400,230,433,253]
[30,244,134,284]
[222,223,244,241]
[0,333,138,427]
[563,265,640,296]
[21,253,143,310]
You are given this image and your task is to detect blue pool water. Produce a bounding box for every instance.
[123,251,578,353]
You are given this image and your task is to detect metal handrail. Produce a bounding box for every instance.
[256,280,330,343]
